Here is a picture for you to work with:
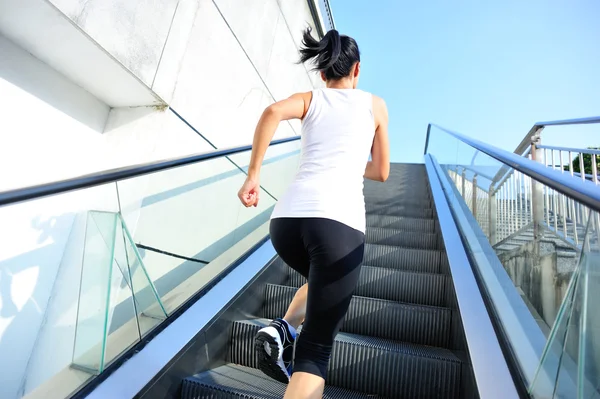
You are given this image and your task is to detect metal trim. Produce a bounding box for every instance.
[429,124,600,213]
[537,144,600,156]
[307,0,325,37]
[0,136,300,207]
[84,240,277,399]
[320,0,336,31]
[425,156,520,398]
[534,115,600,127]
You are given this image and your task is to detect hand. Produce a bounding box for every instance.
[238,177,260,207]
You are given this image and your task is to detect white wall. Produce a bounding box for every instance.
[0,0,326,398]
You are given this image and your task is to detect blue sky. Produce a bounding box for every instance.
[329,0,600,163]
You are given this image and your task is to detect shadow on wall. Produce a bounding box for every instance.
[0,34,109,133]
[106,204,274,335]
[0,212,76,398]
[0,34,158,136]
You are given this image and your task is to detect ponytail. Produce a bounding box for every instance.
[299,27,360,80]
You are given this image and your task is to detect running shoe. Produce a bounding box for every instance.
[255,318,296,383]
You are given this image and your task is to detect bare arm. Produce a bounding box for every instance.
[364,95,390,182]
[239,92,311,207]
[247,92,311,181]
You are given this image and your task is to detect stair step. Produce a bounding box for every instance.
[366,228,440,249]
[364,244,447,274]
[182,364,382,398]
[261,284,450,347]
[365,204,433,219]
[228,319,462,398]
[287,265,448,307]
[366,215,436,233]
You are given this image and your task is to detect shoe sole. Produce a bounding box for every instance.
[255,330,290,384]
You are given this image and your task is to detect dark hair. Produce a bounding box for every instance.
[299,27,360,80]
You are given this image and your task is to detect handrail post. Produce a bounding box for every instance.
[489,188,497,244]
[472,174,478,221]
[461,168,466,200]
[530,131,545,249]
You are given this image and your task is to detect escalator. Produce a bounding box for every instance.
[178,164,470,398]
[5,117,597,398]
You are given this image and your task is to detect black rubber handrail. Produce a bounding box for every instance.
[0,136,300,207]
[424,123,600,213]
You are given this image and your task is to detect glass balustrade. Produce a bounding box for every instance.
[426,124,599,398]
[0,138,300,399]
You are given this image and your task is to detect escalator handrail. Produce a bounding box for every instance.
[0,136,300,207]
[424,123,600,213]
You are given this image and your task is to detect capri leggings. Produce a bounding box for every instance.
[269,217,365,380]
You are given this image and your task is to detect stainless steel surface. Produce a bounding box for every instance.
[537,145,600,156]
[534,116,600,127]
[0,136,300,207]
[425,155,520,399]
[430,124,600,214]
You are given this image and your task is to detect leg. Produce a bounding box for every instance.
[254,218,310,383]
[286,218,365,398]
[271,218,311,330]
[283,283,307,329]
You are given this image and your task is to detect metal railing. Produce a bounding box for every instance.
[0,136,300,206]
[426,119,600,249]
[501,118,599,247]
[424,120,600,397]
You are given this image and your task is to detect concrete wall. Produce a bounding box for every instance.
[498,240,573,328]
[0,1,327,397]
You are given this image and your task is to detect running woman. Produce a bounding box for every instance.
[238,27,390,399]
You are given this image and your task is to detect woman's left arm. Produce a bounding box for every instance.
[238,92,311,207]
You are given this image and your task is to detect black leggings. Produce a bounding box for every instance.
[269,217,365,380]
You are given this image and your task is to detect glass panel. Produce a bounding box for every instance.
[0,139,301,399]
[0,183,120,398]
[116,139,301,315]
[72,211,118,373]
[426,125,597,394]
[531,211,600,398]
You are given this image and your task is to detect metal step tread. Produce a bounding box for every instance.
[231,318,460,363]
[229,319,461,398]
[262,284,451,347]
[182,364,382,399]
[364,244,448,274]
[366,227,440,249]
[366,215,436,233]
[365,199,432,208]
[287,265,448,307]
[365,205,434,219]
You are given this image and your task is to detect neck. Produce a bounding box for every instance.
[326,78,354,89]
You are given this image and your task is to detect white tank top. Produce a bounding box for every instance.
[270,88,375,233]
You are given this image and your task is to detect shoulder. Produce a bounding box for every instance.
[289,91,314,119]
[290,91,314,102]
[371,94,388,120]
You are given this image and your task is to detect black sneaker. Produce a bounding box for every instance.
[255,318,296,383]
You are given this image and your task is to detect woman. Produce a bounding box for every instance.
[237,27,389,399]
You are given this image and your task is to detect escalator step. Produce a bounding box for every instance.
[286,265,448,307]
[181,364,382,398]
[366,228,439,249]
[261,284,450,348]
[364,244,447,274]
[365,198,433,209]
[365,215,435,232]
[367,195,430,202]
[228,319,461,398]
[365,204,433,219]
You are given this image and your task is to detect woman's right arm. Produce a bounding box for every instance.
[364,95,390,182]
